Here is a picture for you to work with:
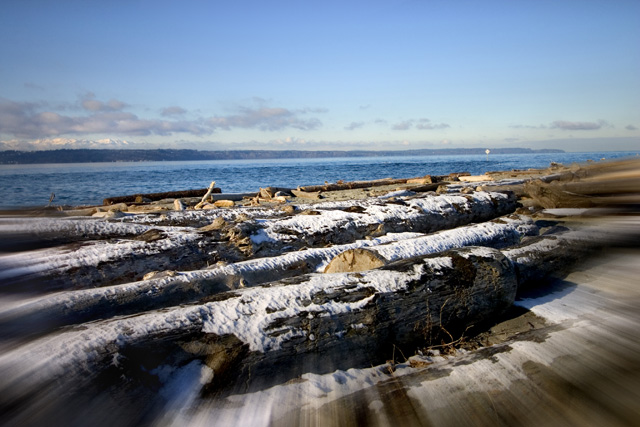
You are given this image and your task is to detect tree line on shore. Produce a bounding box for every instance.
[0,147,563,164]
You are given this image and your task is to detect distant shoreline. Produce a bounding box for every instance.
[0,147,564,164]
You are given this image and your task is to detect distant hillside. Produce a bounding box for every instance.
[0,147,564,164]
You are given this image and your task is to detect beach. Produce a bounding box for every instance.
[0,157,639,426]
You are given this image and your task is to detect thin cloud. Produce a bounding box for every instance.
[549,119,609,131]
[509,124,546,129]
[625,124,638,131]
[161,106,187,117]
[392,120,414,130]
[208,106,322,131]
[80,92,128,112]
[297,107,329,114]
[345,121,365,130]
[392,118,449,130]
[415,118,450,130]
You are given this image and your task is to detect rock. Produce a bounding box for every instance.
[324,248,387,273]
[214,200,235,208]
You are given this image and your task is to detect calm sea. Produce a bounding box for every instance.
[0,151,636,209]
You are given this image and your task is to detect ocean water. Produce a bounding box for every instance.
[0,151,636,208]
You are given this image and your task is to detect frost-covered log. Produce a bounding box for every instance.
[0,247,517,416]
[0,192,518,293]
[0,226,212,293]
[248,191,518,255]
[0,216,537,338]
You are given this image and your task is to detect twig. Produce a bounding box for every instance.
[195,181,217,209]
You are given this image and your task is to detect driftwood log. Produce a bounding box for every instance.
[103,187,221,205]
[0,247,518,410]
[0,192,518,294]
[0,216,536,339]
[295,175,453,193]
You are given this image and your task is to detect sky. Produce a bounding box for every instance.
[1,0,639,153]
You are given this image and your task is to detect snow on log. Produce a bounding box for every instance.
[248,191,518,255]
[0,216,537,338]
[0,247,517,408]
[0,192,518,293]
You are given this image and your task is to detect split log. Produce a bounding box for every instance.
[103,187,221,205]
[323,248,387,273]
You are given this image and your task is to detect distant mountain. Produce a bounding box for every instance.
[0,147,564,164]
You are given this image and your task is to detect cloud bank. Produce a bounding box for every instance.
[0,138,134,151]
[0,96,326,141]
[511,119,615,131]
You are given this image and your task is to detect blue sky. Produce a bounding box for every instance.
[1,0,638,152]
